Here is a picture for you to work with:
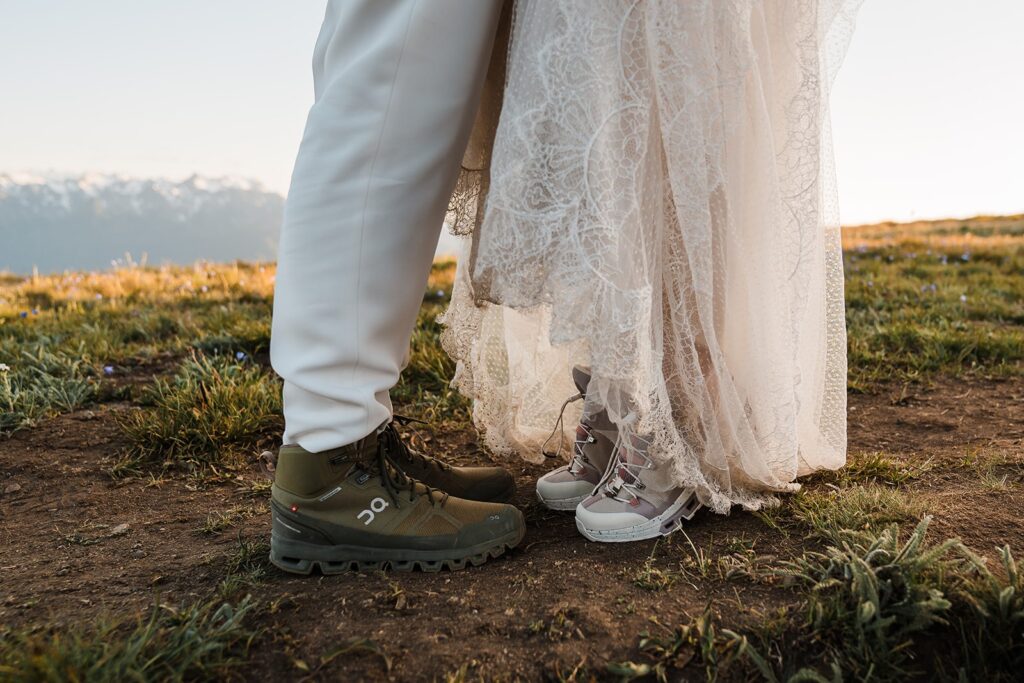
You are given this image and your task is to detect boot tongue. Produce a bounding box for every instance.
[572,365,592,394]
[325,432,382,477]
[345,462,376,485]
[568,424,592,474]
[376,425,423,493]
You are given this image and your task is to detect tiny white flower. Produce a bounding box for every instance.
[0,363,10,372]
[960,294,967,303]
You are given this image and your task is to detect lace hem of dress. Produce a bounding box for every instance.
[443,0,862,515]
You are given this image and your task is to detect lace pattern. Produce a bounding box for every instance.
[443,0,862,514]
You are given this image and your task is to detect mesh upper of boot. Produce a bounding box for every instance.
[390,491,496,536]
[392,509,459,536]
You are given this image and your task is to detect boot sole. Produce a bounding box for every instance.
[269,525,525,575]
[575,490,702,543]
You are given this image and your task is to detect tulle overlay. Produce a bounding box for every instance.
[442,0,862,513]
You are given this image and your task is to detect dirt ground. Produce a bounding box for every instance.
[1,374,1022,681]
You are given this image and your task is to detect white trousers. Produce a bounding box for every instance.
[271,0,503,452]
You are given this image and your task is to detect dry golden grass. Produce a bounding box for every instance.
[842,214,1024,253]
[0,261,276,318]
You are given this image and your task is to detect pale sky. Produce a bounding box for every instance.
[2,0,1022,226]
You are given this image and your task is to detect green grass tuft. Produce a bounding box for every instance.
[951,545,1024,681]
[609,607,747,682]
[0,342,97,433]
[779,517,961,680]
[0,596,257,682]
[115,353,281,474]
[811,451,923,488]
[218,536,271,600]
[761,484,927,544]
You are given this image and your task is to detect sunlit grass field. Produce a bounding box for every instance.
[2,216,1021,434]
[0,216,1021,681]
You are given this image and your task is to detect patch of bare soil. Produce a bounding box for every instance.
[1,377,1022,680]
[847,376,1024,551]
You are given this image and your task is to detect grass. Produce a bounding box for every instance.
[217,536,272,600]
[842,224,1024,388]
[392,261,471,427]
[613,520,1023,682]
[952,545,1024,681]
[0,262,276,441]
[0,596,257,682]
[609,608,748,682]
[0,224,1019,444]
[786,485,928,543]
[779,518,961,680]
[810,450,924,488]
[528,606,585,642]
[0,342,97,432]
[629,541,683,591]
[115,353,281,474]
[198,504,266,536]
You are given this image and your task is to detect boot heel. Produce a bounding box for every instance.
[269,502,324,574]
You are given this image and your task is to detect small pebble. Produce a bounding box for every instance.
[108,523,130,537]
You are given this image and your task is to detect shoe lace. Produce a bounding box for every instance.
[541,391,583,459]
[374,422,449,509]
[390,413,452,472]
[595,431,654,504]
[567,423,598,476]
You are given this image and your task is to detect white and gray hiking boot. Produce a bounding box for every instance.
[535,367,617,511]
[574,431,702,542]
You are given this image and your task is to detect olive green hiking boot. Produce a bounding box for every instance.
[387,416,516,503]
[269,423,525,574]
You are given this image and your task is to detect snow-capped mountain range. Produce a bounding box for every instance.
[0,172,284,274]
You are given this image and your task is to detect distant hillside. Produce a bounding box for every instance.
[0,173,283,274]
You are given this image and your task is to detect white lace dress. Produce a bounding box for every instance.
[442,0,863,513]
